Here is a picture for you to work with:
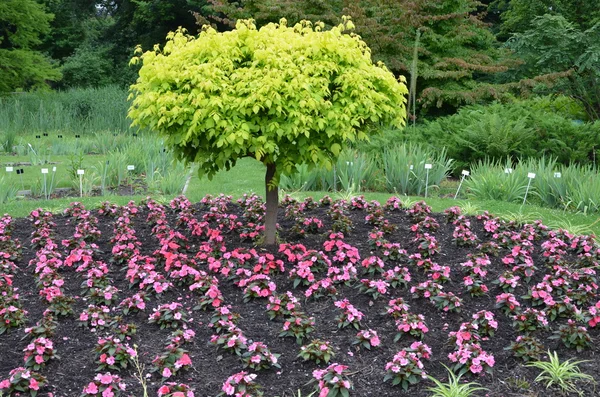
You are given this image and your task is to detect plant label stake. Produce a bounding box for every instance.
[77,169,84,197]
[5,166,13,173]
[27,143,37,156]
[454,170,470,199]
[17,169,24,190]
[554,172,562,178]
[522,172,536,206]
[127,165,135,195]
[41,168,48,200]
[50,167,57,198]
[504,168,513,174]
[424,163,432,198]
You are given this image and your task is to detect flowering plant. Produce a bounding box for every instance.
[157,383,195,397]
[382,266,411,289]
[78,305,116,330]
[241,341,280,370]
[511,308,548,334]
[23,337,57,370]
[312,363,353,397]
[383,342,431,390]
[220,371,263,397]
[494,271,520,293]
[210,325,248,356]
[550,320,592,352]
[279,312,315,344]
[505,335,544,362]
[357,279,389,300]
[151,346,193,378]
[448,343,495,375]
[0,300,27,334]
[334,299,364,329]
[431,292,462,313]
[353,329,380,350]
[494,293,521,315]
[94,336,137,371]
[292,217,324,236]
[471,311,498,338]
[360,256,385,275]
[148,302,188,329]
[297,339,335,364]
[265,292,300,320]
[118,292,148,315]
[385,298,410,319]
[394,313,429,340]
[238,275,276,302]
[410,280,442,300]
[0,367,46,397]
[81,372,126,396]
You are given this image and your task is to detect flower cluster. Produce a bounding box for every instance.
[220,371,263,397]
[241,341,280,370]
[298,339,335,364]
[384,342,431,390]
[148,302,188,329]
[312,364,353,397]
[0,367,46,396]
[354,329,381,349]
[82,372,126,396]
[334,298,364,329]
[23,337,56,370]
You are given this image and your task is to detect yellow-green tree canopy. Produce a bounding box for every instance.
[129,17,407,178]
[128,17,407,244]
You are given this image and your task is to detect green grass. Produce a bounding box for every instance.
[2,157,599,237]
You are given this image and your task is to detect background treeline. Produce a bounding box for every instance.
[2,0,599,120]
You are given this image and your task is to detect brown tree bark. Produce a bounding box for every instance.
[264,162,278,246]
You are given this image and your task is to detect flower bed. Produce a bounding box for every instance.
[0,195,599,396]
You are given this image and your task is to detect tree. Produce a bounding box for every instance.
[128,18,407,245]
[506,15,600,120]
[490,0,600,40]
[0,0,61,92]
[203,0,515,117]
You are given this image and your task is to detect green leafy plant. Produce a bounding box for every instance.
[427,365,488,397]
[526,351,595,396]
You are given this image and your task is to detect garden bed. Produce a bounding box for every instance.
[1,195,599,396]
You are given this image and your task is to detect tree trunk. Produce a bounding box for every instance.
[264,163,278,246]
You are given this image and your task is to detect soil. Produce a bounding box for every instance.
[1,198,599,397]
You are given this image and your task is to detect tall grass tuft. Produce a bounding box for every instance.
[466,159,528,203]
[382,143,453,195]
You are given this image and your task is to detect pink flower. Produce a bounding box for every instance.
[29,378,39,391]
[84,382,99,394]
[319,387,330,397]
[162,367,172,378]
[222,382,234,395]
[106,356,116,365]
[102,388,114,397]
[158,385,170,396]
[99,374,113,385]
[35,355,44,364]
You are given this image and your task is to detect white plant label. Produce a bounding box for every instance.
[409,165,414,170]
[424,164,433,169]
[77,169,85,175]
[5,166,13,172]
[41,168,48,174]
[52,167,57,172]
[528,172,536,179]
[554,172,562,178]
[127,165,135,171]
[504,168,513,174]
[461,170,470,176]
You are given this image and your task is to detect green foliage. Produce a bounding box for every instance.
[0,86,133,135]
[206,0,513,116]
[129,18,407,181]
[491,0,600,39]
[465,159,529,203]
[526,351,595,396]
[394,98,600,172]
[0,0,61,92]
[427,365,488,397]
[506,15,600,120]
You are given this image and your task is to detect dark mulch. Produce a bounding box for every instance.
[1,198,599,397]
